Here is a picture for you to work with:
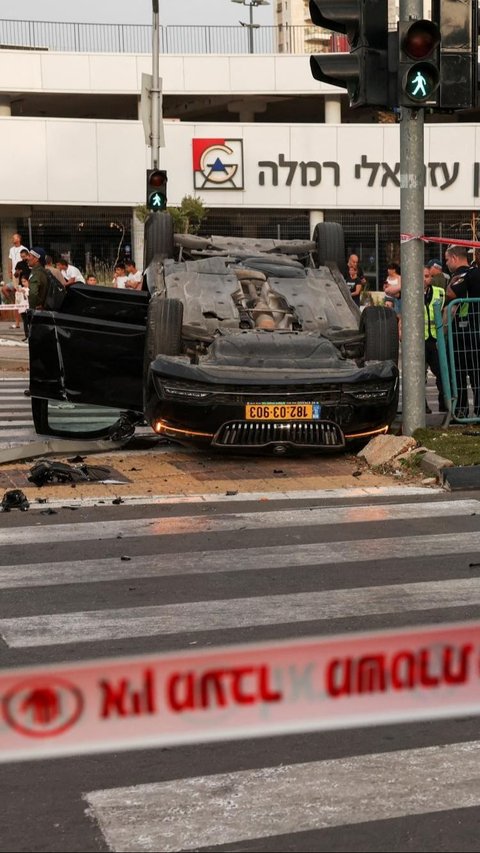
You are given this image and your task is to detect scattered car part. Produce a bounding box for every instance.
[1,489,30,511]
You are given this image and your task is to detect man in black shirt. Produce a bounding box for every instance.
[14,248,30,282]
[445,244,480,417]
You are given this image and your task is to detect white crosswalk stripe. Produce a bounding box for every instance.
[0,377,34,443]
[85,741,480,853]
[2,494,480,851]
[2,499,477,546]
[0,377,153,446]
[3,575,480,648]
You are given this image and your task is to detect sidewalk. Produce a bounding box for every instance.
[0,320,29,373]
[0,319,444,501]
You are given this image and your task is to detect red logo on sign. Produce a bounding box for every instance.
[3,677,84,738]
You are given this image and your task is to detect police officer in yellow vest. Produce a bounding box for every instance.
[424,265,447,413]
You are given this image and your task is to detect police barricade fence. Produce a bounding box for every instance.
[434,298,480,424]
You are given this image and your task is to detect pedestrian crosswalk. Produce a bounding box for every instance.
[0,377,35,444]
[2,492,480,851]
[85,741,480,853]
[0,377,151,448]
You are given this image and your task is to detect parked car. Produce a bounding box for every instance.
[29,216,399,454]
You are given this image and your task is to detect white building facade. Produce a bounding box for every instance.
[0,29,477,286]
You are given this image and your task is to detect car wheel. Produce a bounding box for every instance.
[144,296,183,384]
[361,305,399,363]
[313,222,346,270]
[144,211,174,268]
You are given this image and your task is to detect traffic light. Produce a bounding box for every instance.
[146,169,167,211]
[309,0,391,109]
[398,19,441,107]
[432,0,478,110]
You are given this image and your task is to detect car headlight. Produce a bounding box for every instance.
[162,384,210,400]
[348,389,390,401]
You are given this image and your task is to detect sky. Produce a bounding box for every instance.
[11,1,274,27]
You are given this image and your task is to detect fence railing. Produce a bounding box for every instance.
[0,19,343,55]
[435,298,480,424]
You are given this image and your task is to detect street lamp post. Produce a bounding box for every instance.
[231,0,270,54]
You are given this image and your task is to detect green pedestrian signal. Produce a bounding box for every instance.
[148,190,166,210]
[146,169,167,212]
[404,62,438,101]
[398,19,440,107]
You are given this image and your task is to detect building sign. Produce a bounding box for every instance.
[192,138,244,190]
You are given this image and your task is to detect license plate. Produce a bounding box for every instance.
[245,403,321,421]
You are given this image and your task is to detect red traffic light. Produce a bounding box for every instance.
[401,20,440,60]
[149,170,167,187]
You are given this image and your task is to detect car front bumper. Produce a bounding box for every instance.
[145,356,399,452]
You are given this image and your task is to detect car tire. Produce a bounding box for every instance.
[313,222,346,270]
[361,305,399,363]
[145,296,183,368]
[144,211,174,268]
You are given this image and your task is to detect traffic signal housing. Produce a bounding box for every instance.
[309,0,391,109]
[398,19,441,107]
[432,0,478,110]
[146,169,167,211]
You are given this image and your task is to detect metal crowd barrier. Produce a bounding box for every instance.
[434,297,480,425]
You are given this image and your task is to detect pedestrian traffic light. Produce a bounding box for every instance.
[309,0,392,109]
[398,19,441,107]
[432,0,478,110]
[146,169,167,211]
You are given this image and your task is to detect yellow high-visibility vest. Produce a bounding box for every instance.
[424,285,444,340]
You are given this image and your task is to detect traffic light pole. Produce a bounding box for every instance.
[151,0,161,169]
[399,0,426,435]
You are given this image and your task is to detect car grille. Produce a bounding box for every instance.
[158,378,342,404]
[214,420,345,448]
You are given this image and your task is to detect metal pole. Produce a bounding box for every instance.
[151,1,160,169]
[249,3,254,54]
[399,0,426,435]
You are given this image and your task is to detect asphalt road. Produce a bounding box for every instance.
[1,490,480,852]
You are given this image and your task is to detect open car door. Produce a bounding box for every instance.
[29,284,149,438]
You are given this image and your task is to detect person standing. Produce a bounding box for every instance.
[26,248,49,311]
[112,263,128,288]
[13,248,30,283]
[124,259,143,290]
[345,257,366,306]
[16,270,30,339]
[423,265,447,413]
[383,262,402,313]
[445,243,480,418]
[426,258,449,289]
[2,233,28,304]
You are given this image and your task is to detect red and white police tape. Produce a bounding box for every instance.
[401,233,480,249]
[1,621,479,763]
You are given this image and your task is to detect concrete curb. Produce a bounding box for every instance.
[418,450,454,479]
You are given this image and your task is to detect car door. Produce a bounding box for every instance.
[29,284,149,413]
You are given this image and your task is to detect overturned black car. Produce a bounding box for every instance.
[29,217,399,454]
